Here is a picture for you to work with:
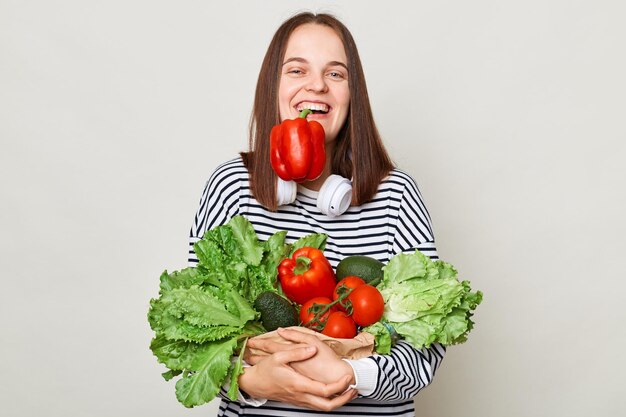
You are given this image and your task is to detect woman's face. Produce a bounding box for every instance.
[278,23,350,144]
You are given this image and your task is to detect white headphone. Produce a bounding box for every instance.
[276,175,352,217]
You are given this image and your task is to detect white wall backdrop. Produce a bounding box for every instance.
[1,1,624,416]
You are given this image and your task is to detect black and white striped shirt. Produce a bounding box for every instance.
[189,158,445,417]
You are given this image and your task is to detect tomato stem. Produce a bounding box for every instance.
[369,277,381,287]
[303,284,356,330]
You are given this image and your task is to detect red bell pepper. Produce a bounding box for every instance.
[277,247,337,305]
[270,109,326,183]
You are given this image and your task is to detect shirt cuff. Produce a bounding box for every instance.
[342,358,379,396]
[237,389,267,407]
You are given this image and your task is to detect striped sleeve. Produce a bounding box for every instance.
[392,171,438,260]
[188,159,242,266]
[366,341,446,400]
[356,170,445,401]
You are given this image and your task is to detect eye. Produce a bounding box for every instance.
[327,71,346,80]
[286,68,305,76]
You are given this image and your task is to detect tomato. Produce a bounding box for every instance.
[333,276,366,303]
[321,312,357,339]
[299,297,337,328]
[347,284,385,326]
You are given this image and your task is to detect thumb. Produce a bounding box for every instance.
[274,345,317,365]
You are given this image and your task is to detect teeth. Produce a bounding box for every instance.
[296,102,329,113]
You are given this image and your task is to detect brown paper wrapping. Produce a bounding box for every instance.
[248,326,375,360]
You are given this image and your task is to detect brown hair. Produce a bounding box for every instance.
[241,12,394,211]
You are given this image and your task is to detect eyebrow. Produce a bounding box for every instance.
[283,57,348,71]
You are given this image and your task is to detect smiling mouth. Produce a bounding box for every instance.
[296,102,330,114]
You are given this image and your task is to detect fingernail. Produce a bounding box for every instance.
[306,346,316,352]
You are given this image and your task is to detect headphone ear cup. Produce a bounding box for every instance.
[276,178,297,206]
[317,175,352,217]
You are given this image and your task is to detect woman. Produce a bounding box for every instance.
[189,12,445,416]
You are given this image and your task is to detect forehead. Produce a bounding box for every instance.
[284,23,347,63]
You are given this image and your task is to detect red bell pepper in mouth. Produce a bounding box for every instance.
[270,109,326,183]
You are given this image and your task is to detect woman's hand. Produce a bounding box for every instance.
[246,327,356,386]
[238,343,357,411]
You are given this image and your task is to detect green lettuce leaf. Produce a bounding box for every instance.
[150,335,199,371]
[290,233,327,255]
[381,251,428,286]
[149,287,251,343]
[228,215,264,266]
[363,322,393,354]
[161,286,247,328]
[159,268,207,293]
[224,287,259,323]
[175,338,238,408]
[265,231,289,264]
[194,235,230,272]
[245,231,290,301]
[162,369,182,381]
[380,278,464,322]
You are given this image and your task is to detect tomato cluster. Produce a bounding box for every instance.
[298,275,384,339]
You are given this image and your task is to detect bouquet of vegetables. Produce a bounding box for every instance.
[277,244,483,355]
[147,215,482,408]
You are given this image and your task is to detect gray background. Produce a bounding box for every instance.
[1,1,624,416]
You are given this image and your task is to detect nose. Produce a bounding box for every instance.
[305,72,328,93]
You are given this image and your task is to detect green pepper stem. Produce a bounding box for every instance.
[299,109,312,118]
[293,256,312,276]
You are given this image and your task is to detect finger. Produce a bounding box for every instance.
[251,339,304,354]
[245,354,263,366]
[320,374,354,397]
[249,339,294,353]
[247,338,285,350]
[273,346,317,365]
[277,328,321,345]
[326,388,358,408]
[300,388,357,411]
[243,347,269,363]
[245,334,266,347]
[290,374,352,398]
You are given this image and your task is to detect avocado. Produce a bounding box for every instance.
[336,255,385,284]
[254,291,299,331]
